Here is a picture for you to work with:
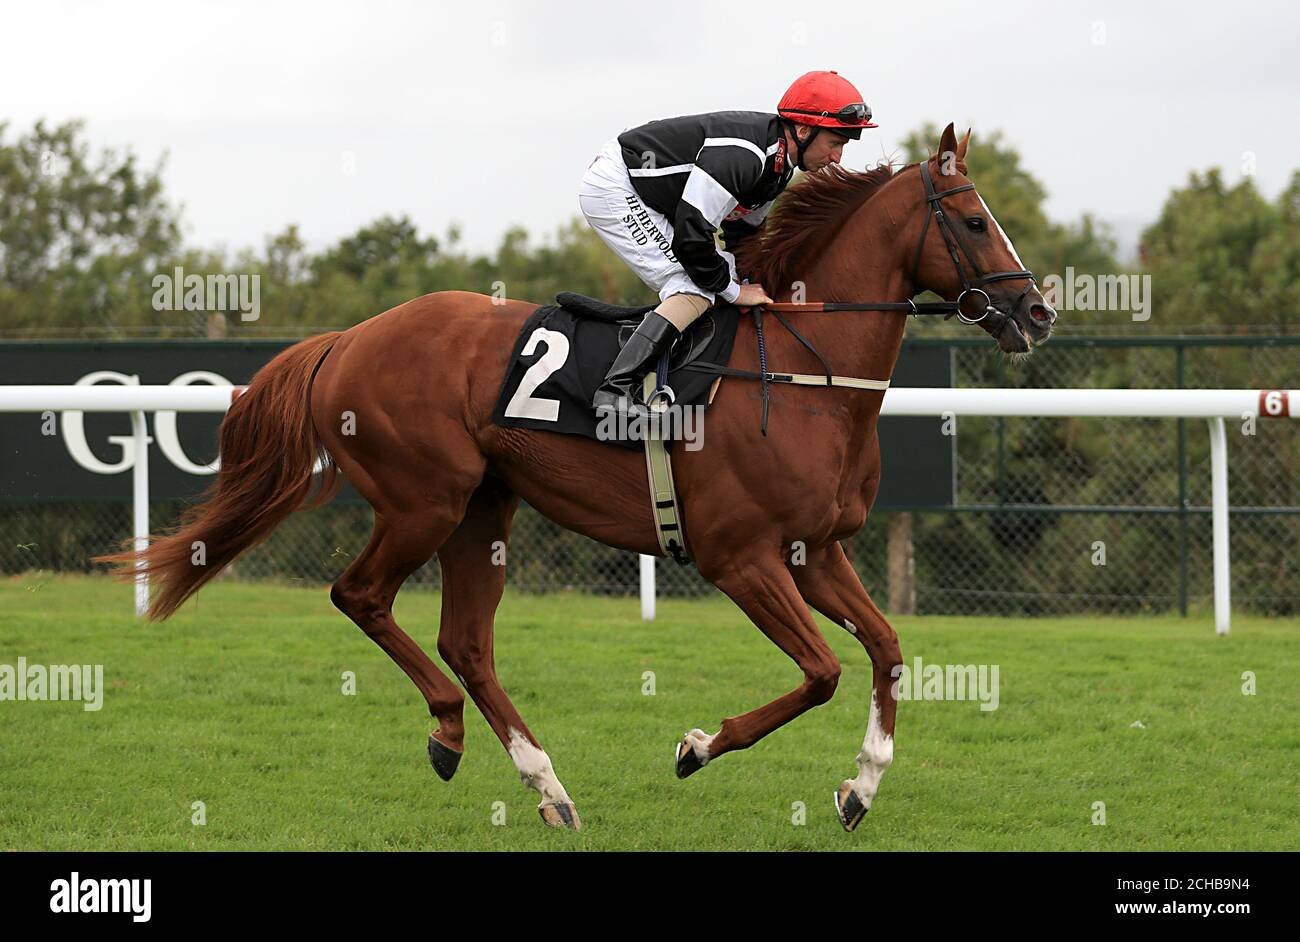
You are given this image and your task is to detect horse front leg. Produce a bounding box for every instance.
[789,541,903,832]
[675,552,842,778]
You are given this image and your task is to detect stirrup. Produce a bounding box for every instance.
[592,311,679,417]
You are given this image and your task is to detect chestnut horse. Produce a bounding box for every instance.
[99,125,1054,832]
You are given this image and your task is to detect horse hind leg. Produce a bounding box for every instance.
[435,478,581,831]
[330,511,469,777]
[789,541,902,832]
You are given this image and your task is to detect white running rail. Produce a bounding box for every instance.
[1,384,1295,632]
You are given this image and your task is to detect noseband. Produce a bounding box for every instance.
[907,160,1037,332]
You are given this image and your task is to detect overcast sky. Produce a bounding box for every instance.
[5,0,1297,262]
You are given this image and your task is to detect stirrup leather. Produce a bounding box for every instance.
[641,371,690,565]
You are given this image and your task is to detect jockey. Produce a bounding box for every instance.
[579,70,876,419]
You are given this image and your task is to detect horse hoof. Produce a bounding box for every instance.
[538,801,582,831]
[675,737,705,779]
[834,781,869,832]
[427,733,462,782]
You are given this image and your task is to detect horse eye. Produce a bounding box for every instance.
[966,217,987,232]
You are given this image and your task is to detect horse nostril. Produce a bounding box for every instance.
[1029,304,1054,324]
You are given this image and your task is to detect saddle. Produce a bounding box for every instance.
[554,292,724,371]
[552,292,654,322]
[492,293,739,451]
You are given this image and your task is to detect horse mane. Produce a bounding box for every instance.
[734,162,903,293]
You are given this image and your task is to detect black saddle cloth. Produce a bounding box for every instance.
[492,294,739,450]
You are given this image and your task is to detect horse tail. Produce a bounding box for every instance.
[94,332,343,620]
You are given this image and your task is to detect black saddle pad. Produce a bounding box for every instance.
[492,296,739,450]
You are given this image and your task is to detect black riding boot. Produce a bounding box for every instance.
[592,310,680,418]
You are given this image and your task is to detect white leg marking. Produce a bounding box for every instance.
[848,689,894,808]
[843,618,858,635]
[684,727,716,765]
[507,727,572,805]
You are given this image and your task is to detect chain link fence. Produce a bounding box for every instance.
[876,337,1299,616]
[3,336,1297,616]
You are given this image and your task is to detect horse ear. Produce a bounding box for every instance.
[937,123,959,165]
[952,128,971,175]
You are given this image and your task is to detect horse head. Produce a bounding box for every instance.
[905,123,1056,353]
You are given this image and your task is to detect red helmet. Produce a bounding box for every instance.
[777,70,876,140]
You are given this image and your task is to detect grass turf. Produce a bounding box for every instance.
[1,574,1296,851]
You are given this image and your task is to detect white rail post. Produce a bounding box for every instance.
[640,553,655,620]
[1207,417,1230,635]
[130,410,151,617]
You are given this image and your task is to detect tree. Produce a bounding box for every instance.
[1141,168,1299,331]
[0,119,182,332]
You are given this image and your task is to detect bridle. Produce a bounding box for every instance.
[766,159,1040,338]
[906,159,1037,332]
[683,158,1048,435]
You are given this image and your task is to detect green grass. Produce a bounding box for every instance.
[1,573,1297,851]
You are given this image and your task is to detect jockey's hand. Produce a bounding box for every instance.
[735,283,775,307]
